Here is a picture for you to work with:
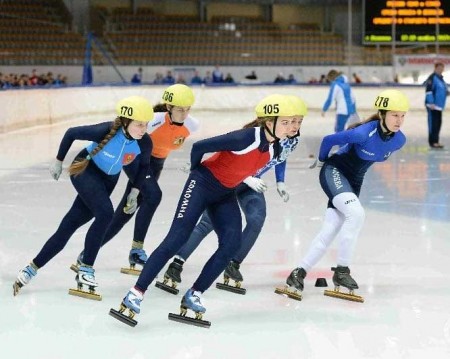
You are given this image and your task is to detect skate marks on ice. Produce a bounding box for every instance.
[168,306,211,329]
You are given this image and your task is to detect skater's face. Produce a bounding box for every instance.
[128,120,149,139]
[272,115,302,139]
[383,111,406,132]
[168,105,191,124]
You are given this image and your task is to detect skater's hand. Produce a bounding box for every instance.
[179,162,191,174]
[276,182,289,202]
[243,176,267,193]
[309,157,324,169]
[124,188,139,214]
[49,159,63,180]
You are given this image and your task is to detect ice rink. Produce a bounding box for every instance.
[1,108,450,359]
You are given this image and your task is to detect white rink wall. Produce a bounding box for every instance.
[0,85,426,133]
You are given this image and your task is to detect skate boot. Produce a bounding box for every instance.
[275,267,306,301]
[324,266,364,303]
[155,258,183,295]
[120,248,147,276]
[68,265,102,301]
[169,288,211,328]
[13,263,37,296]
[216,260,246,295]
[109,287,143,327]
[69,250,84,273]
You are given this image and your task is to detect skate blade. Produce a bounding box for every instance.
[13,281,23,296]
[274,286,302,301]
[155,281,179,295]
[68,288,102,301]
[168,313,211,328]
[69,264,79,273]
[216,282,246,295]
[109,308,137,327]
[324,289,364,303]
[120,267,142,276]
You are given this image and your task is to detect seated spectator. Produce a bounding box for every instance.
[190,71,203,84]
[319,74,327,83]
[153,72,164,84]
[286,74,298,84]
[212,65,223,83]
[176,74,187,84]
[162,70,175,85]
[203,71,213,85]
[224,73,235,83]
[274,73,286,83]
[131,68,143,84]
[245,70,258,80]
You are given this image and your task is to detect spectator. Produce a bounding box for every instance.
[245,71,258,80]
[224,73,235,83]
[203,71,213,85]
[425,62,448,149]
[131,68,143,84]
[274,73,286,84]
[190,71,203,84]
[153,72,164,84]
[286,74,298,84]
[319,74,327,83]
[212,65,223,83]
[162,71,175,85]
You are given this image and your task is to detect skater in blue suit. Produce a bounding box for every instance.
[13,96,154,298]
[276,89,409,303]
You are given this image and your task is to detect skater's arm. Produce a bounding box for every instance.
[318,126,367,161]
[132,134,153,190]
[56,122,112,161]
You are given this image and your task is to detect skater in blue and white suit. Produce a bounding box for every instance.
[281,89,409,297]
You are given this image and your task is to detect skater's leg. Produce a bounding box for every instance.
[335,114,349,133]
[299,208,345,271]
[233,188,266,263]
[192,196,242,292]
[331,192,365,267]
[135,173,208,292]
[71,166,119,266]
[33,196,93,268]
[176,211,214,261]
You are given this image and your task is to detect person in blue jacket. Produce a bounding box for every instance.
[13,96,154,298]
[110,94,302,326]
[159,96,308,293]
[277,89,409,302]
[322,70,357,132]
[425,62,448,149]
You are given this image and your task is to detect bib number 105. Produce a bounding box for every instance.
[263,104,279,115]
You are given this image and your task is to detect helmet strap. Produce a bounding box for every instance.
[378,111,393,136]
[121,117,133,139]
[264,117,279,142]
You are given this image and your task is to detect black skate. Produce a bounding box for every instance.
[275,267,306,301]
[120,248,147,276]
[155,259,183,295]
[109,288,142,327]
[168,289,211,328]
[216,260,246,295]
[324,266,364,303]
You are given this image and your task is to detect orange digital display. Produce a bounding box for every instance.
[364,0,450,43]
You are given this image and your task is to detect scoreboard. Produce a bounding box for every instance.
[364,1,450,44]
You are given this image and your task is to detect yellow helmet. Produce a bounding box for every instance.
[255,94,297,117]
[286,95,308,116]
[374,89,409,112]
[116,95,154,122]
[162,84,195,107]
